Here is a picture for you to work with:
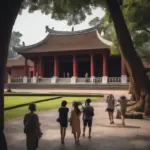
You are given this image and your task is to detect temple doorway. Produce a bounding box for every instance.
[77,55,90,77]
[59,55,73,77]
[108,56,121,77]
[43,56,54,78]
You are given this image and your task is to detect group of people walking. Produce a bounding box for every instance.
[58,99,94,144]
[23,99,94,150]
[23,95,129,150]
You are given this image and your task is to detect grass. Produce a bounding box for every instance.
[4,96,101,121]
[4,96,54,108]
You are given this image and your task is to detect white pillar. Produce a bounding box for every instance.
[90,76,95,83]
[121,75,127,84]
[23,76,27,83]
[51,76,58,83]
[102,76,108,84]
[8,75,11,84]
[71,76,77,84]
[32,76,37,83]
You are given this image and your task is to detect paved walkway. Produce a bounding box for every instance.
[5,100,150,150]
[5,89,130,95]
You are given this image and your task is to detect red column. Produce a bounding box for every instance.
[24,58,28,76]
[90,54,94,76]
[39,57,43,77]
[54,56,58,76]
[103,53,108,76]
[73,55,77,76]
[33,60,37,76]
[121,57,126,75]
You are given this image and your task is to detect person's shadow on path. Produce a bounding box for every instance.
[96,123,141,129]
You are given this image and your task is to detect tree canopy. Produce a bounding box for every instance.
[94,0,150,57]
[8,31,22,58]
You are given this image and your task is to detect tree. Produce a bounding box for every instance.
[97,0,150,58]
[89,17,101,27]
[1,0,150,149]
[95,0,150,105]
[8,31,22,58]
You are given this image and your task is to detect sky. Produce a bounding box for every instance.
[13,8,105,46]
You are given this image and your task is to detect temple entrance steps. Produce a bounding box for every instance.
[5,83,129,90]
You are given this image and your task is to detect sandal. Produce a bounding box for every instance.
[61,140,64,144]
[88,136,91,139]
[75,140,80,145]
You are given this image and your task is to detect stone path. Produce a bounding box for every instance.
[5,100,150,150]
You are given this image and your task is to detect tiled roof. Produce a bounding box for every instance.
[14,27,112,54]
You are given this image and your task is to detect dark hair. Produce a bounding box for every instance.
[29,103,36,111]
[74,102,81,115]
[120,95,126,99]
[61,100,67,107]
[86,99,91,105]
[109,94,114,100]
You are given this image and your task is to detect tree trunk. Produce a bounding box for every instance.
[0,1,23,149]
[145,94,150,116]
[106,0,150,96]
[130,95,145,112]
[125,60,140,101]
[130,77,140,101]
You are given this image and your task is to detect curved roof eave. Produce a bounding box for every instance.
[13,25,101,52]
[13,33,50,52]
[96,30,113,47]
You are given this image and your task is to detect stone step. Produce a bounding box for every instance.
[5,83,129,90]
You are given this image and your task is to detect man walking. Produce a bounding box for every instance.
[82,99,94,139]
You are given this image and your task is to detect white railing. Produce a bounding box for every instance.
[9,76,130,84]
[11,77,23,83]
[27,78,32,83]
[57,78,71,83]
[95,77,102,83]
[108,77,121,83]
[40,78,51,83]
[77,78,90,83]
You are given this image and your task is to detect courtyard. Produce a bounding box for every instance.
[4,90,150,150]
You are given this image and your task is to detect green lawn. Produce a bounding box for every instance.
[5,96,54,108]
[4,96,101,121]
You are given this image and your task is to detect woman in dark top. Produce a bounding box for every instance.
[58,100,69,144]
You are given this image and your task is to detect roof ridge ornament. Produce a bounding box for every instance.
[72,26,74,32]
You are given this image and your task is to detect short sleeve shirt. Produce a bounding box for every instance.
[83,106,94,120]
[59,107,69,121]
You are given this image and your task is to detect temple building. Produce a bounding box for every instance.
[6,25,148,85]
[12,26,127,84]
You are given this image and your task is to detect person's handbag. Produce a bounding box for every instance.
[56,118,60,122]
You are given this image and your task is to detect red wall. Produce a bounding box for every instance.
[4,68,8,83]
[5,66,34,83]
[11,66,26,77]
